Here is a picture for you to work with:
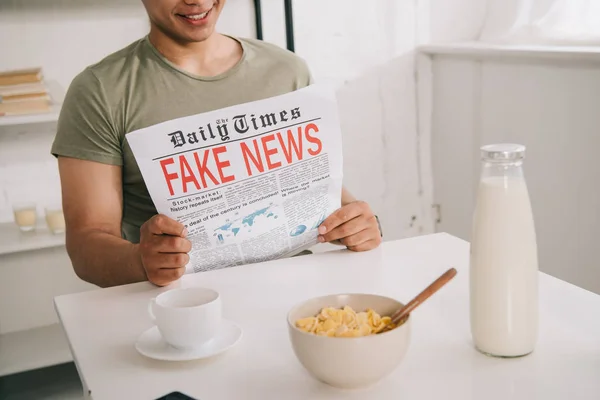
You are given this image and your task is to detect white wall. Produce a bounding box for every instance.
[427,0,487,42]
[292,0,435,239]
[416,0,600,295]
[428,53,600,295]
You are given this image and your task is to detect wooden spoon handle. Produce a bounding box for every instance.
[390,267,457,325]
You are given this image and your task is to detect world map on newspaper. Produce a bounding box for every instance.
[213,204,279,244]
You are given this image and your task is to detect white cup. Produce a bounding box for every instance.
[148,287,221,349]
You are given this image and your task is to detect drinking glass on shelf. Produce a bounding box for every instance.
[45,205,65,234]
[12,202,37,232]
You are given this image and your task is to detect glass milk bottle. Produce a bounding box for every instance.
[469,143,539,357]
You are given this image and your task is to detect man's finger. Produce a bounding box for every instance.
[149,252,190,269]
[148,214,187,237]
[318,202,365,235]
[150,267,186,286]
[339,227,375,248]
[347,239,379,252]
[319,215,366,243]
[154,236,192,254]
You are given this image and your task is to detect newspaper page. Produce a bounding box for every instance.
[126,84,343,273]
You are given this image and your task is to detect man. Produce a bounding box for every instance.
[51,0,382,289]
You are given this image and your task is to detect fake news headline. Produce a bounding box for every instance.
[157,119,323,198]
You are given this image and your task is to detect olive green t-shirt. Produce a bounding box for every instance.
[51,35,312,244]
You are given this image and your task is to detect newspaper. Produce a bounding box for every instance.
[126,84,343,273]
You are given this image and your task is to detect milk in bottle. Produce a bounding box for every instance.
[469,143,539,357]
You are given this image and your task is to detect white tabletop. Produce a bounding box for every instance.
[54,233,600,400]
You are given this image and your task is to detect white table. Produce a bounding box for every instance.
[54,233,600,400]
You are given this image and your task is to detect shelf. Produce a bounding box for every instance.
[0,222,65,256]
[0,323,73,377]
[0,79,64,128]
[418,42,600,62]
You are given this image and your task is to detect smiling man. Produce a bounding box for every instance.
[51,0,382,288]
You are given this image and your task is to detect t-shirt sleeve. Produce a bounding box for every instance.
[297,57,314,88]
[51,68,123,166]
[306,63,315,85]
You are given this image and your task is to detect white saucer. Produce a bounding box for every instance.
[135,319,242,361]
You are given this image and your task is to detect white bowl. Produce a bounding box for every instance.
[287,293,411,389]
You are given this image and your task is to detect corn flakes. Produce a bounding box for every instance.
[295,306,396,337]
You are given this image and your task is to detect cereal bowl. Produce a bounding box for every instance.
[287,293,411,390]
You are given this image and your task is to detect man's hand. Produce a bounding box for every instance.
[139,214,192,286]
[317,200,382,251]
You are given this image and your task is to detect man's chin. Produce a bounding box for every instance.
[161,28,215,45]
[179,28,216,43]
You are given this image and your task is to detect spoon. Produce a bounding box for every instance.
[377,267,457,333]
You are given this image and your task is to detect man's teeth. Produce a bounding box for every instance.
[186,11,209,20]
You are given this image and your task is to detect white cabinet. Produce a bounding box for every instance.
[0,223,96,377]
[0,111,96,377]
[420,45,600,295]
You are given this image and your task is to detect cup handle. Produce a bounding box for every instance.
[148,298,156,322]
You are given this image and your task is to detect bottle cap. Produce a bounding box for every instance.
[481,143,526,162]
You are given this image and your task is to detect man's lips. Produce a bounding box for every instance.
[176,8,212,24]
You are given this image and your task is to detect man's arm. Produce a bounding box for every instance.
[59,157,145,287]
[58,157,190,288]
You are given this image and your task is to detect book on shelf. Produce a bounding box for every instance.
[0,98,51,116]
[0,67,43,86]
[0,67,53,117]
[0,82,49,98]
